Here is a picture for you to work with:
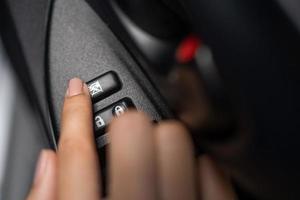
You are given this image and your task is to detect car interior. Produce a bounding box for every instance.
[1,0,300,199]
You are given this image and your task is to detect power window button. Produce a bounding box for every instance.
[87,71,121,102]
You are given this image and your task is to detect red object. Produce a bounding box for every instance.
[176,34,201,63]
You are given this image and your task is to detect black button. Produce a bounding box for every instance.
[96,133,110,149]
[93,98,135,137]
[87,71,121,102]
[112,101,129,117]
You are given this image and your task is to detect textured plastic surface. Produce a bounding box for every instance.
[4,0,53,138]
[0,40,50,200]
[49,0,171,133]
[0,1,53,199]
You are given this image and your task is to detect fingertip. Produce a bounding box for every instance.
[154,121,197,200]
[60,79,93,142]
[27,149,57,200]
[66,78,84,97]
[108,111,157,199]
[42,149,57,160]
[109,111,151,133]
[155,121,189,135]
[45,150,57,172]
[155,121,193,148]
[33,150,56,186]
[64,78,90,99]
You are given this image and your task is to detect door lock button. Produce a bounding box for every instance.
[112,102,129,117]
[93,98,135,137]
[87,71,121,102]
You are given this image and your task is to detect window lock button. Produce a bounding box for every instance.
[87,71,121,102]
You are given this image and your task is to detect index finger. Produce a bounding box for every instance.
[58,78,101,200]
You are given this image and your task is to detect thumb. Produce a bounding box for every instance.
[26,150,57,200]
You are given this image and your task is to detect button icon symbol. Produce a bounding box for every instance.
[95,115,105,129]
[88,81,103,97]
[113,105,126,117]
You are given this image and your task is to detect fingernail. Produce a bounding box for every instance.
[67,78,83,97]
[33,150,49,185]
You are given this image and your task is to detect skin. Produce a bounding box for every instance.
[26,78,237,200]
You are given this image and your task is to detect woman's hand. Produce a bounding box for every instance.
[26,78,236,200]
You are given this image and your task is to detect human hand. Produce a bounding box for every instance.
[26,78,236,200]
